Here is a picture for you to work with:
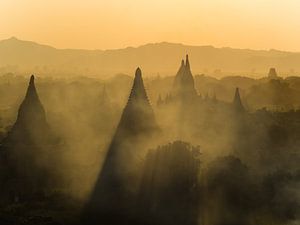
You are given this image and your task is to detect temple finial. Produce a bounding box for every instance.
[135,67,142,78]
[30,75,35,85]
[185,54,190,69]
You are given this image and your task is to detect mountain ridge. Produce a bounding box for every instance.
[1,37,300,78]
[2,37,297,53]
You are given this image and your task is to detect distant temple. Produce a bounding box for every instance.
[172,55,197,99]
[268,68,278,79]
[157,55,198,106]
[232,87,245,112]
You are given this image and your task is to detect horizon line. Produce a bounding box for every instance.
[1,36,299,54]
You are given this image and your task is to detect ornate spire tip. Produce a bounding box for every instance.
[135,67,142,78]
[30,75,35,85]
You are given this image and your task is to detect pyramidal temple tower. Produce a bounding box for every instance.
[0,75,56,199]
[232,87,245,112]
[2,75,52,147]
[84,68,159,223]
[117,67,158,135]
[103,67,159,168]
[172,55,197,99]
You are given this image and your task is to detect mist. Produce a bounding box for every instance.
[0,55,299,225]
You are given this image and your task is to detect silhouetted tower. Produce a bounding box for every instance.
[118,67,158,135]
[2,75,51,146]
[172,55,197,99]
[171,56,198,139]
[84,68,159,223]
[0,75,56,199]
[268,68,278,79]
[232,87,245,112]
[173,59,185,90]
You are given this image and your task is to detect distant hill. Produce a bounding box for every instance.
[1,37,300,78]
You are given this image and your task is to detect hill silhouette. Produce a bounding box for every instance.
[1,37,300,77]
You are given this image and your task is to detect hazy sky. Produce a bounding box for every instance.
[1,0,300,51]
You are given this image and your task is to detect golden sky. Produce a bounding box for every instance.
[1,0,300,51]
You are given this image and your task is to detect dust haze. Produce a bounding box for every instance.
[0,50,299,225]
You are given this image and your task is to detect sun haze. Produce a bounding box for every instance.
[1,0,300,51]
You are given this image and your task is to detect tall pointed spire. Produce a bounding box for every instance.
[128,67,149,103]
[174,59,185,79]
[29,74,34,84]
[24,75,39,103]
[15,75,46,128]
[2,75,50,144]
[119,67,158,135]
[183,54,196,89]
[233,87,245,112]
[0,75,56,200]
[185,54,190,70]
[84,68,159,222]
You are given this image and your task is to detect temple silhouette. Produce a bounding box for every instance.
[232,87,245,113]
[268,68,279,79]
[0,75,57,201]
[2,75,51,145]
[83,68,159,224]
[172,55,198,99]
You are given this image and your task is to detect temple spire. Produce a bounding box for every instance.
[106,66,158,146]
[16,75,46,125]
[84,68,159,221]
[172,55,197,98]
[25,75,39,100]
[176,59,185,77]
[185,54,190,70]
[30,74,34,84]
[136,67,142,78]
[0,74,56,200]
[128,67,149,103]
[233,87,245,112]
